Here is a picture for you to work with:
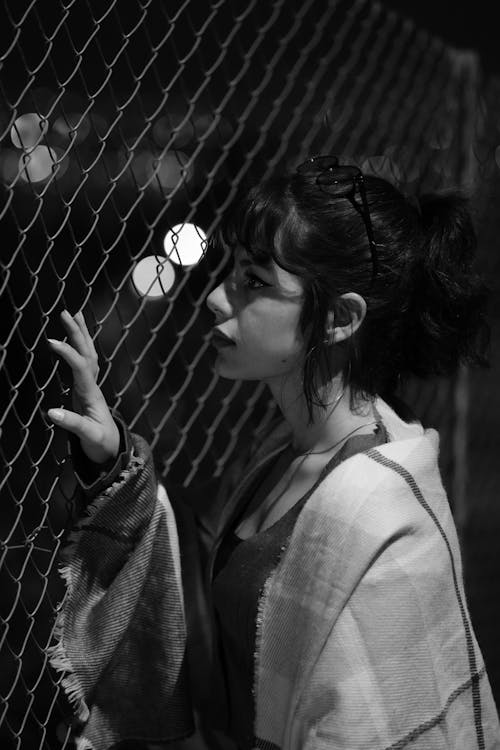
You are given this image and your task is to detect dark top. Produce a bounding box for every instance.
[69,415,389,749]
[212,424,388,750]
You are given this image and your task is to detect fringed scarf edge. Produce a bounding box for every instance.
[47,447,145,750]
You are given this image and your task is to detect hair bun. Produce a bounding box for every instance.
[418,193,475,267]
[401,192,489,378]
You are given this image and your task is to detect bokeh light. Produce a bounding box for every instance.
[163,223,207,267]
[155,150,192,190]
[89,113,109,139]
[11,113,48,150]
[152,112,194,149]
[193,114,234,145]
[132,255,176,298]
[18,146,65,183]
[130,150,155,188]
[53,112,91,143]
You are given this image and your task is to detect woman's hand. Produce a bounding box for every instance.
[47,310,120,464]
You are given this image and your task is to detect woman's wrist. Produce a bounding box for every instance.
[70,415,132,495]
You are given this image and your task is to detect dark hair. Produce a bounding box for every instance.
[215,164,489,422]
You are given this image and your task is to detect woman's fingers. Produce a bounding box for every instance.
[60,310,90,358]
[47,338,97,393]
[47,407,118,463]
[48,337,84,370]
[49,309,100,383]
[47,311,119,463]
[74,311,95,351]
[46,407,103,444]
[68,310,100,379]
[47,407,86,434]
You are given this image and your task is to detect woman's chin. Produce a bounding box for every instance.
[212,354,240,379]
[212,355,259,381]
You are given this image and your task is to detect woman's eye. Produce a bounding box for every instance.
[243,273,266,290]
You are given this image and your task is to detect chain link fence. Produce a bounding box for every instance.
[0,0,497,747]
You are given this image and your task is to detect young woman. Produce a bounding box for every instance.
[47,156,500,750]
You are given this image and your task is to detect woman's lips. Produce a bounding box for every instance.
[211,329,236,347]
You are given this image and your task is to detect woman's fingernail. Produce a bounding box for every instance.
[47,338,60,346]
[48,409,64,422]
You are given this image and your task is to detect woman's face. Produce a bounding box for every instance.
[206,246,306,383]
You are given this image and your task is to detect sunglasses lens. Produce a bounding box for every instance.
[295,156,377,283]
[297,155,338,175]
[317,172,352,196]
[329,166,359,181]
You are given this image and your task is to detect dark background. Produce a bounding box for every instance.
[386,0,499,74]
[1,1,500,747]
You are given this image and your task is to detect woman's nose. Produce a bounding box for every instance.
[206,279,232,320]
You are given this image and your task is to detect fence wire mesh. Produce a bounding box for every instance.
[0,0,496,747]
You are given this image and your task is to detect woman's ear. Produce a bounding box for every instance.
[325,292,367,344]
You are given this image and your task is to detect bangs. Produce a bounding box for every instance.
[216,179,302,272]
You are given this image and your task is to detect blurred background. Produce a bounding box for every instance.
[0,0,499,747]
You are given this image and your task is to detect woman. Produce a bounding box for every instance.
[47,156,500,749]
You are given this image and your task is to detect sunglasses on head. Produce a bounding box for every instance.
[297,155,378,284]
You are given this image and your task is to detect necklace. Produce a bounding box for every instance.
[296,419,379,457]
[257,419,379,527]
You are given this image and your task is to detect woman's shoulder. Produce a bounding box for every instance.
[303,401,447,538]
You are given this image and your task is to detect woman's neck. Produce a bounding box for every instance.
[266,373,375,454]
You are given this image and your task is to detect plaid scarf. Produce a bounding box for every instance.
[252,400,500,749]
[49,436,193,750]
[49,400,500,749]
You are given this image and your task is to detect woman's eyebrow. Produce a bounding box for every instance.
[238,256,272,271]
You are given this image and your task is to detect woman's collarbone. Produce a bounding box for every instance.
[235,455,320,538]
